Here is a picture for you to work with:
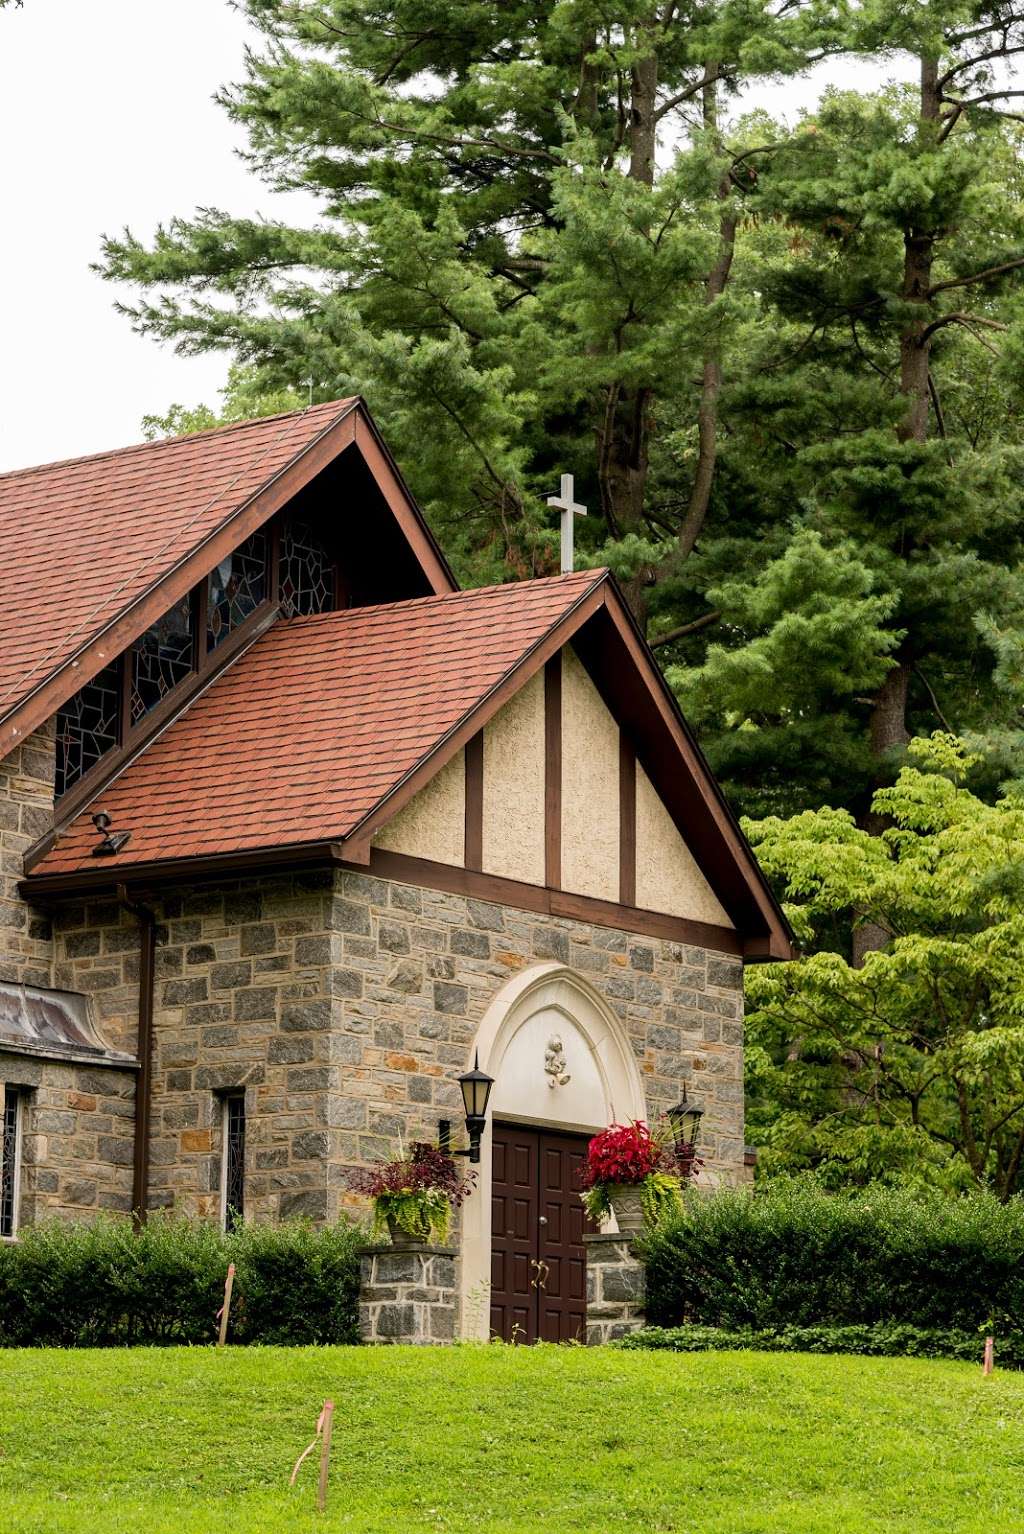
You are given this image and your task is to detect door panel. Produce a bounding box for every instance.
[489,1122,591,1344]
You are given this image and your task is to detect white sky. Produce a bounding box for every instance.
[0,2,908,474]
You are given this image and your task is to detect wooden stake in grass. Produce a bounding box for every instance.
[217,1263,236,1348]
[290,1400,335,1514]
[317,1399,335,1513]
[983,1336,995,1376]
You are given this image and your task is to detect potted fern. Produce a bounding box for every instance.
[579,1120,697,1233]
[351,1142,475,1248]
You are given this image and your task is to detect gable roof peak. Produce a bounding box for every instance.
[0,397,357,484]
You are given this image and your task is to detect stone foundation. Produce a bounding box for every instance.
[584,1232,647,1344]
[359,1242,457,1344]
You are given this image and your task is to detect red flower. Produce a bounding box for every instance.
[579,1120,700,1190]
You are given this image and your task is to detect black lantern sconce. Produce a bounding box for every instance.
[667,1083,704,1149]
[438,1051,495,1164]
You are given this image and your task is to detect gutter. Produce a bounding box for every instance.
[117,884,156,1229]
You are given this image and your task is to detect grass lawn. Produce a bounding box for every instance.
[2,1346,1023,1533]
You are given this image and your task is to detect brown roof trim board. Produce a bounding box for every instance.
[23,569,792,959]
[0,399,456,759]
[23,846,746,960]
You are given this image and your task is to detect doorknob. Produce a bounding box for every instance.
[538,1216,548,1226]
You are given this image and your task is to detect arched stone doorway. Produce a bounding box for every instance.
[459,962,647,1339]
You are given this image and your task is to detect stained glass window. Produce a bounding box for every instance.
[55,662,121,798]
[1,1087,21,1240]
[129,595,194,725]
[280,519,334,616]
[222,1093,246,1233]
[207,532,267,649]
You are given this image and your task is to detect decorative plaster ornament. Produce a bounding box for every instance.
[544,1035,572,1088]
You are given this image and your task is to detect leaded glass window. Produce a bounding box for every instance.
[280,519,334,616]
[208,532,267,649]
[129,595,194,725]
[222,1093,245,1233]
[1,1087,22,1240]
[55,662,120,798]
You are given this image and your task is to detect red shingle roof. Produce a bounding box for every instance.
[0,400,356,722]
[30,571,605,876]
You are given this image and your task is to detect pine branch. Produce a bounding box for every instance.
[650,610,722,647]
[938,43,1024,88]
[928,256,1024,298]
[919,312,1010,344]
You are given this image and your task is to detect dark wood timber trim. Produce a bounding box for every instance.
[619,733,636,909]
[22,840,353,897]
[544,654,562,889]
[346,577,606,850]
[352,411,456,597]
[464,731,484,872]
[22,841,746,957]
[2,397,455,753]
[571,594,793,961]
[366,851,744,955]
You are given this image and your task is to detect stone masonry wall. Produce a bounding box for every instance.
[48,867,744,1228]
[0,723,56,988]
[0,1049,136,1224]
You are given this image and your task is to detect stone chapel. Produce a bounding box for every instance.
[0,398,791,1341]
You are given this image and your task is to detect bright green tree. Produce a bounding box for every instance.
[745,735,1024,1199]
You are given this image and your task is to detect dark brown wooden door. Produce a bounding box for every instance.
[490,1123,589,1344]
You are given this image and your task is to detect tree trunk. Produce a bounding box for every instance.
[629,41,658,188]
[854,657,912,964]
[679,74,736,560]
[595,23,659,619]
[897,55,939,446]
[865,54,939,785]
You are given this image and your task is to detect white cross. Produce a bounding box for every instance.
[547,473,587,574]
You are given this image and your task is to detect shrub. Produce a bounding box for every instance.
[0,1214,366,1347]
[614,1323,1024,1368]
[640,1179,1024,1332]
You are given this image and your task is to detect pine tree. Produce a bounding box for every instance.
[102,2,1024,823]
[667,7,1024,820]
[100,0,838,604]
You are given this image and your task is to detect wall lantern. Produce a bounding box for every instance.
[667,1084,704,1149]
[438,1052,495,1164]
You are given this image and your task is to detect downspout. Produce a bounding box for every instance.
[118,884,156,1229]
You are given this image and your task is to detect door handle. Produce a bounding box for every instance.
[530,1259,549,1290]
[538,1216,548,1226]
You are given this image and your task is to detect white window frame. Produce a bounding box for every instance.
[1,1085,25,1241]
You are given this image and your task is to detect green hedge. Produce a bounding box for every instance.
[614,1323,1023,1366]
[0,1216,366,1347]
[640,1180,1024,1333]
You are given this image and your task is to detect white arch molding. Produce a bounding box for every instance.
[458,962,647,1339]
